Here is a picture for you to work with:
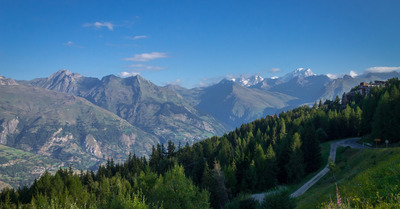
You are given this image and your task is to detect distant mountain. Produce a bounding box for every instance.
[29,69,101,95]
[269,74,331,105]
[164,84,202,106]
[359,71,400,81]
[0,75,18,86]
[250,77,280,90]
[202,69,400,121]
[196,79,296,128]
[320,71,400,101]
[0,78,158,168]
[29,70,227,144]
[231,75,264,87]
[280,68,316,82]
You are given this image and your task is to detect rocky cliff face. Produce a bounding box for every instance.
[84,134,103,158]
[0,76,18,86]
[0,118,19,144]
[38,128,74,156]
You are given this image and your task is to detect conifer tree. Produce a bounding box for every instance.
[265,144,278,188]
[286,133,305,183]
[302,122,322,173]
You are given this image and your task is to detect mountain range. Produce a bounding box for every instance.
[0,68,399,188]
[27,70,227,144]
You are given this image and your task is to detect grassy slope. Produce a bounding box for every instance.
[0,144,63,190]
[295,146,400,208]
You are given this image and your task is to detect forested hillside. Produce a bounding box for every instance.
[1,78,399,208]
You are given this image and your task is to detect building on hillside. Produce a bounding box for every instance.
[356,80,385,96]
[342,80,385,105]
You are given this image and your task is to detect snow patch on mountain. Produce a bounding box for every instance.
[231,75,264,87]
[280,68,316,82]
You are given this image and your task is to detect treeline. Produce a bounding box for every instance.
[0,160,209,209]
[1,78,399,209]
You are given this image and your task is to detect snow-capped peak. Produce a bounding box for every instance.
[280,68,315,82]
[232,75,264,87]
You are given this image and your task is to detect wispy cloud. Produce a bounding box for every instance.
[83,22,114,30]
[63,41,74,47]
[269,68,281,73]
[126,35,148,40]
[106,43,137,48]
[326,70,358,79]
[118,71,140,77]
[127,64,166,71]
[349,70,358,77]
[365,66,400,73]
[63,41,83,48]
[198,77,225,87]
[165,78,182,86]
[124,52,168,62]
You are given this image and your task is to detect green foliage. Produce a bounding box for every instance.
[286,133,305,183]
[150,165,210,209]
[223,193,260,209]
[0,154,207,208]
[261,189,296,209]
[0,144,63,189]
[297,146,400,209]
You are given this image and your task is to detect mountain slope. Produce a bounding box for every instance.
[28,69,101,95]
[269,74,331,105]
[0,144,63,189]
[29,70,227,144]
[196,79,296,128]
[0,79,158,166]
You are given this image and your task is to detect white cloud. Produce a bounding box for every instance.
[62,41,83,48]
[63,41,74,46]
[269,68,281,73]
[126,35,148,40]
[83,22,114,30]
[349,70,358,77]
[124,52,168,62]
[127,64,166,71]
[197,77,224,87]
[166,78,182,86]
[326,74,339,79]
[118,71,140,77]
[365,66,400,73]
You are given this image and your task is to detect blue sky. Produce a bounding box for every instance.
[1,0,399,88]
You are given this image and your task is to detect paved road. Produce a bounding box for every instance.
[252,137,365,201]
[290,137,363,198]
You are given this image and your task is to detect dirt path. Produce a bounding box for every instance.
[252,137,364,201]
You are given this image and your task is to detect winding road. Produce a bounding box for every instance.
[252,137,366,201]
